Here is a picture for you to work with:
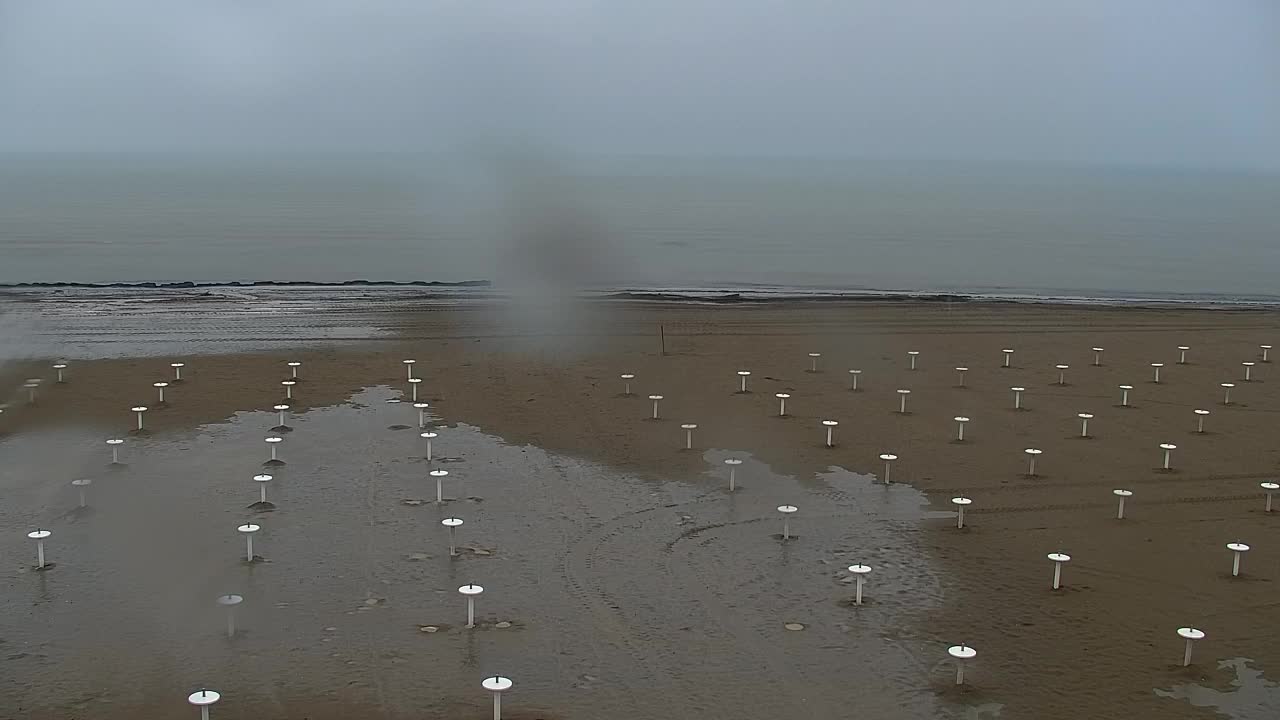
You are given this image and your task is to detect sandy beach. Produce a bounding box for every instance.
[2,298,1279,719]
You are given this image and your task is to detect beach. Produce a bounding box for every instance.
[2,297,1279,719]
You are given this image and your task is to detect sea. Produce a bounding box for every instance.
[2,152,1278,305]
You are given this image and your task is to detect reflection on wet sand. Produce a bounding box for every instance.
[1155,658,1279,719]
[1,386,967,719]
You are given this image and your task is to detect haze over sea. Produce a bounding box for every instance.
[3,153,1278,304]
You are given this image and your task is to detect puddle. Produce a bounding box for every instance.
[1155,658,1279,718]
[1,387,954,718]
[694,450,965,717]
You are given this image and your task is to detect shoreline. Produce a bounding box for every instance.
[5,282,1280,311]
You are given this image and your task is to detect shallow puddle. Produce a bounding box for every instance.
[1155,658,1279,718]
[0,386,965,718]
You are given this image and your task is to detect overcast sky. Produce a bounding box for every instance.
[0,1,1276,169]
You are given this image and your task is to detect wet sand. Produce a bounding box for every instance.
[2,299,1280,719]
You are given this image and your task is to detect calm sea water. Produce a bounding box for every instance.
[2,153,1278,302]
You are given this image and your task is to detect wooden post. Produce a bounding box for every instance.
[660,324,666,356]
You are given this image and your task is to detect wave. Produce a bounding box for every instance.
[0,279,491,289]
[2,280,1278,309]
[595,285,1280,309]
[597,290,973,304]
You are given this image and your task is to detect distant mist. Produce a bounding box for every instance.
[0,1,1276,170]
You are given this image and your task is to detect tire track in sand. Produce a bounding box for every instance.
[662,514,849,719]
[558,486,726,719]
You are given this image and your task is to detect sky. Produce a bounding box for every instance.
[0,0,1277,169]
